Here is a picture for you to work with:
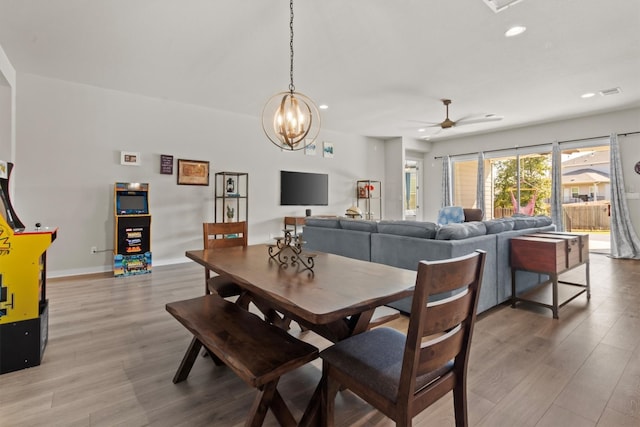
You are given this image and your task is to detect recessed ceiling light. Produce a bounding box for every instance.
[319,104,329,110]
[505,25,526,37]
[418,128,426,132]
[581,92,596,99]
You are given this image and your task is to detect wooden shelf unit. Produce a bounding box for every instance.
[215,172,248,223]
[356,179,381,221]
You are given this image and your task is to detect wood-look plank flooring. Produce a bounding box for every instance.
[1,253,639,426]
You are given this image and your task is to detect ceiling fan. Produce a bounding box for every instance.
[411,99,503,136]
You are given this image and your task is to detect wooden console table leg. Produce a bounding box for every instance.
[551,273,559,319]
[511,268,517,308]
[586,261,591,300]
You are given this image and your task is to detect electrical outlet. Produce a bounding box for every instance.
[90,246,97,254]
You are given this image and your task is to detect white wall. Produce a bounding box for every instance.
[0,42,15,163]
[14,74,383,277]
[423,107,640,232]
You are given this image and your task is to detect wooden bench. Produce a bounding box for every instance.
[166,295,319,427]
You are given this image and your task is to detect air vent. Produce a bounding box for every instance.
[482,0,525,13]
[599,87,622,96]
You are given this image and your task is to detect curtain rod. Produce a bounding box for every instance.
[433,130,640,160]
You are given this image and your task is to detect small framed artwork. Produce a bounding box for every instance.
[160,154,174,175]
[323,141,334,158]
[304,140,317,156]
[121,151,141,166]
[177,159,210,186]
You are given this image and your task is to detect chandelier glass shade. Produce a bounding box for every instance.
[262,0,320,151]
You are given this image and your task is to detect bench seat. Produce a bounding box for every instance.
[166,295,319,425]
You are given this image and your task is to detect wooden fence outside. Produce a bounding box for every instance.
[563,202,610,231]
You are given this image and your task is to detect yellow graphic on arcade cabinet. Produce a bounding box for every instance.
[0,216,53,324]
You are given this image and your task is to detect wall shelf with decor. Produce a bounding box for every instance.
[356,179,382,221]
[215,172,248,223]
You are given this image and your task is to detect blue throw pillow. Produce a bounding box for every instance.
[437,206,465,225]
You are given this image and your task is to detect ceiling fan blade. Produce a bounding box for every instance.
[407,119,442,126]
[455,115,503,126]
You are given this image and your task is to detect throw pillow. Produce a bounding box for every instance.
[437,206,465,225]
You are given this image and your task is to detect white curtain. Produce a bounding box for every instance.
[476,152,485,219]
[609,133,640,259]
[442,155,452,207]
[550,141,564,231]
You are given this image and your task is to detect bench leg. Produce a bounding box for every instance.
[270,388,297,427]
[173,337,202,383]
[245,379,279,427]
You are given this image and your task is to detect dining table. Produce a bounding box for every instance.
[185,243,417,425]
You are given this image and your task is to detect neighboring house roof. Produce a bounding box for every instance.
[563,168,610,185]
[562,150,610,168]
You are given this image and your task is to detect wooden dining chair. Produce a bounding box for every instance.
[203,221,248,301]
[320,250,486,427]
[203,222,287,326]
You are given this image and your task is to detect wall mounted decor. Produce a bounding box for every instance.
[160,154,174,175]
[120,151,141,166]
[305,140,317,156]
[323,142,334,158]
[177,159,209,186]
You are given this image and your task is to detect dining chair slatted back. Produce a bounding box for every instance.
[320,250,486,427]
[202,222,247,297]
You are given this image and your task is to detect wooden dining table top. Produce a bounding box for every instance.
[185,244,416,326]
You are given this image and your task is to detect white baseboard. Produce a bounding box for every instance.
[48,257,192,279]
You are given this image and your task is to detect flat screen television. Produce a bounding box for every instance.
[116,192,149,215]
[280,171,328,206]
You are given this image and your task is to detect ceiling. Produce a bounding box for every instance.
[0,0,638,141]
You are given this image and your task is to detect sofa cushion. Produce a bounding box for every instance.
[483,218,515,234]
[305,217,341,228]
[512,216,538,230]
[534,216,553,227]
[377,220,437,239]
[435,222,487,240]
[339,219,378,233]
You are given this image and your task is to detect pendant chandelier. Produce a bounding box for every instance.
[262,0,320,151]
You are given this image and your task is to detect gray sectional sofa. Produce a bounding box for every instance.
[302,216,555,314]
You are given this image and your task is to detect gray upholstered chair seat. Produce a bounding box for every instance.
[320,327,453,402]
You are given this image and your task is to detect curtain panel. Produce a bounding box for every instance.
[442,155,452,207]
[609,133,640,259]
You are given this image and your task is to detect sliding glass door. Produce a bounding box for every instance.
[561,144,610,253]
[452,152,551,220]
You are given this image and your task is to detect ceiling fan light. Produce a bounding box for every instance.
[505,25,526,37]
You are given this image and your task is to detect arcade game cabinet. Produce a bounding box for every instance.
[113,182,151,276]
[0,161,57,374]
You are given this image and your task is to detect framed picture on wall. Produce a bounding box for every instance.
[120,151,141,166]
[323,141,334,158]
[177,159,210,185]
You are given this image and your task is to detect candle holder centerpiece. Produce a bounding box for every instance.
[268,229,315,273]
